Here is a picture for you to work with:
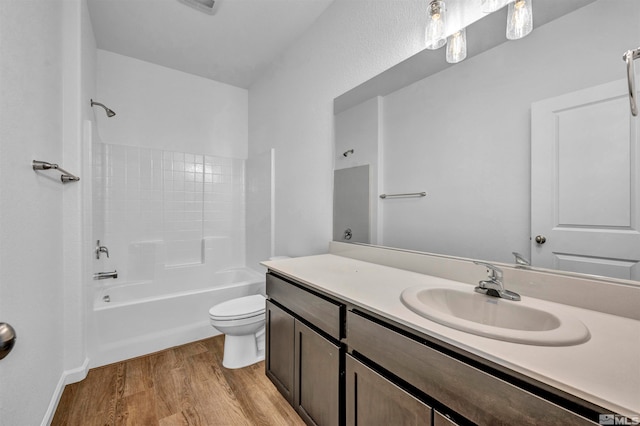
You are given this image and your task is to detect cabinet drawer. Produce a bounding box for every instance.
[267,273,343,339]
[347,311,596,426]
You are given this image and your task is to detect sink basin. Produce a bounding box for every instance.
[400,286,590,346]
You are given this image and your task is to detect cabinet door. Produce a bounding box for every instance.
[266,300,295,404]
[294,320,341,426]
[346,355,431,426]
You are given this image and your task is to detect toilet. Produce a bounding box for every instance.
[209,294,266,369]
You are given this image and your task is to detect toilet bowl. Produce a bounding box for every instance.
[209,294,266,369]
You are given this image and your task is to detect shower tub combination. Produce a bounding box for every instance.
[91,267,264,367]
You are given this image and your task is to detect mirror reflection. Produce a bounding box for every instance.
[334,0,640,283]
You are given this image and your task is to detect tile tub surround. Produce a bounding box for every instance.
[93,142,246,282]
[262,249,640,419]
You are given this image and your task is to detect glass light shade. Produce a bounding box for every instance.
[506,0,533,40]
[446,29,467,63]
[425,0,447,50]
[481,0,504,13]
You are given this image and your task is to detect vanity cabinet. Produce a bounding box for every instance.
[266,270,598,426]
[265,273,343,426]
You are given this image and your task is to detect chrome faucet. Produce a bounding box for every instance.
[96,240,109,259]
[473,261,521,301]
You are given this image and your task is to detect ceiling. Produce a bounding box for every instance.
[87,0,335,89]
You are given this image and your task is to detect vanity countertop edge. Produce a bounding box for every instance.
[261,253,640,419]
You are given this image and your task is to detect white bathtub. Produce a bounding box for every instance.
[90,267,265,367]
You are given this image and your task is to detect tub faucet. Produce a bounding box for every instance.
[93,270,118,280]
[473,261,521,301]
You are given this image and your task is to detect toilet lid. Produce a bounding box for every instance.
[209,294,265,319]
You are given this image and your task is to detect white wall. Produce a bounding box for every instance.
[248,0,429,258]
[0,1,66,424]
[381,0,640,263]
[96,50,248,158]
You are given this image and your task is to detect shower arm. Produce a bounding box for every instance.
[90,99,116,117]
[624,47,640,117]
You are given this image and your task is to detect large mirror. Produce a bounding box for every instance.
[334,0,640,283]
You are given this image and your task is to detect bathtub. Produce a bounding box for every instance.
[90,267,265,367]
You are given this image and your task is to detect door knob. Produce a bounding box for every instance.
[535,235,547,244]
[0,322,17,360]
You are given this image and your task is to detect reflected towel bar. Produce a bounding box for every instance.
[624,47,640,117]
[32,160,80,183]
[380,192,427,199]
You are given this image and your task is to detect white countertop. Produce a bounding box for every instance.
[262,253,640,418]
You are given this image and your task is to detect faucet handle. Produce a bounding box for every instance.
[512,251,530,267]
[473,261,521,301]
[96,240,110,259]
[473,261,502,281]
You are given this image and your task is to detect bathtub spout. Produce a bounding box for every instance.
[94,270,118,280]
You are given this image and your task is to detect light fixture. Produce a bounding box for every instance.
[506,0,533,40]
[481,0,505,13]
[425,0,534,64]
[446,28,467,64]
[425,0,447,50]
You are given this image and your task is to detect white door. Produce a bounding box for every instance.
[531,79,640,280]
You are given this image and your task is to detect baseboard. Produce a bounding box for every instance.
[90,320,220,368]
[41,357,90,426]
[64,357,90,384]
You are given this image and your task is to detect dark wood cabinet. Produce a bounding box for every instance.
[266,274,342,426]
[346,355,431,426]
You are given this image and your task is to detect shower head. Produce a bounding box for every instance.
[90,99,116,117]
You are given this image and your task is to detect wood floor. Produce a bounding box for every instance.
[52,335,305,426]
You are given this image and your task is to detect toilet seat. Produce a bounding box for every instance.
[209,294,265,321]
